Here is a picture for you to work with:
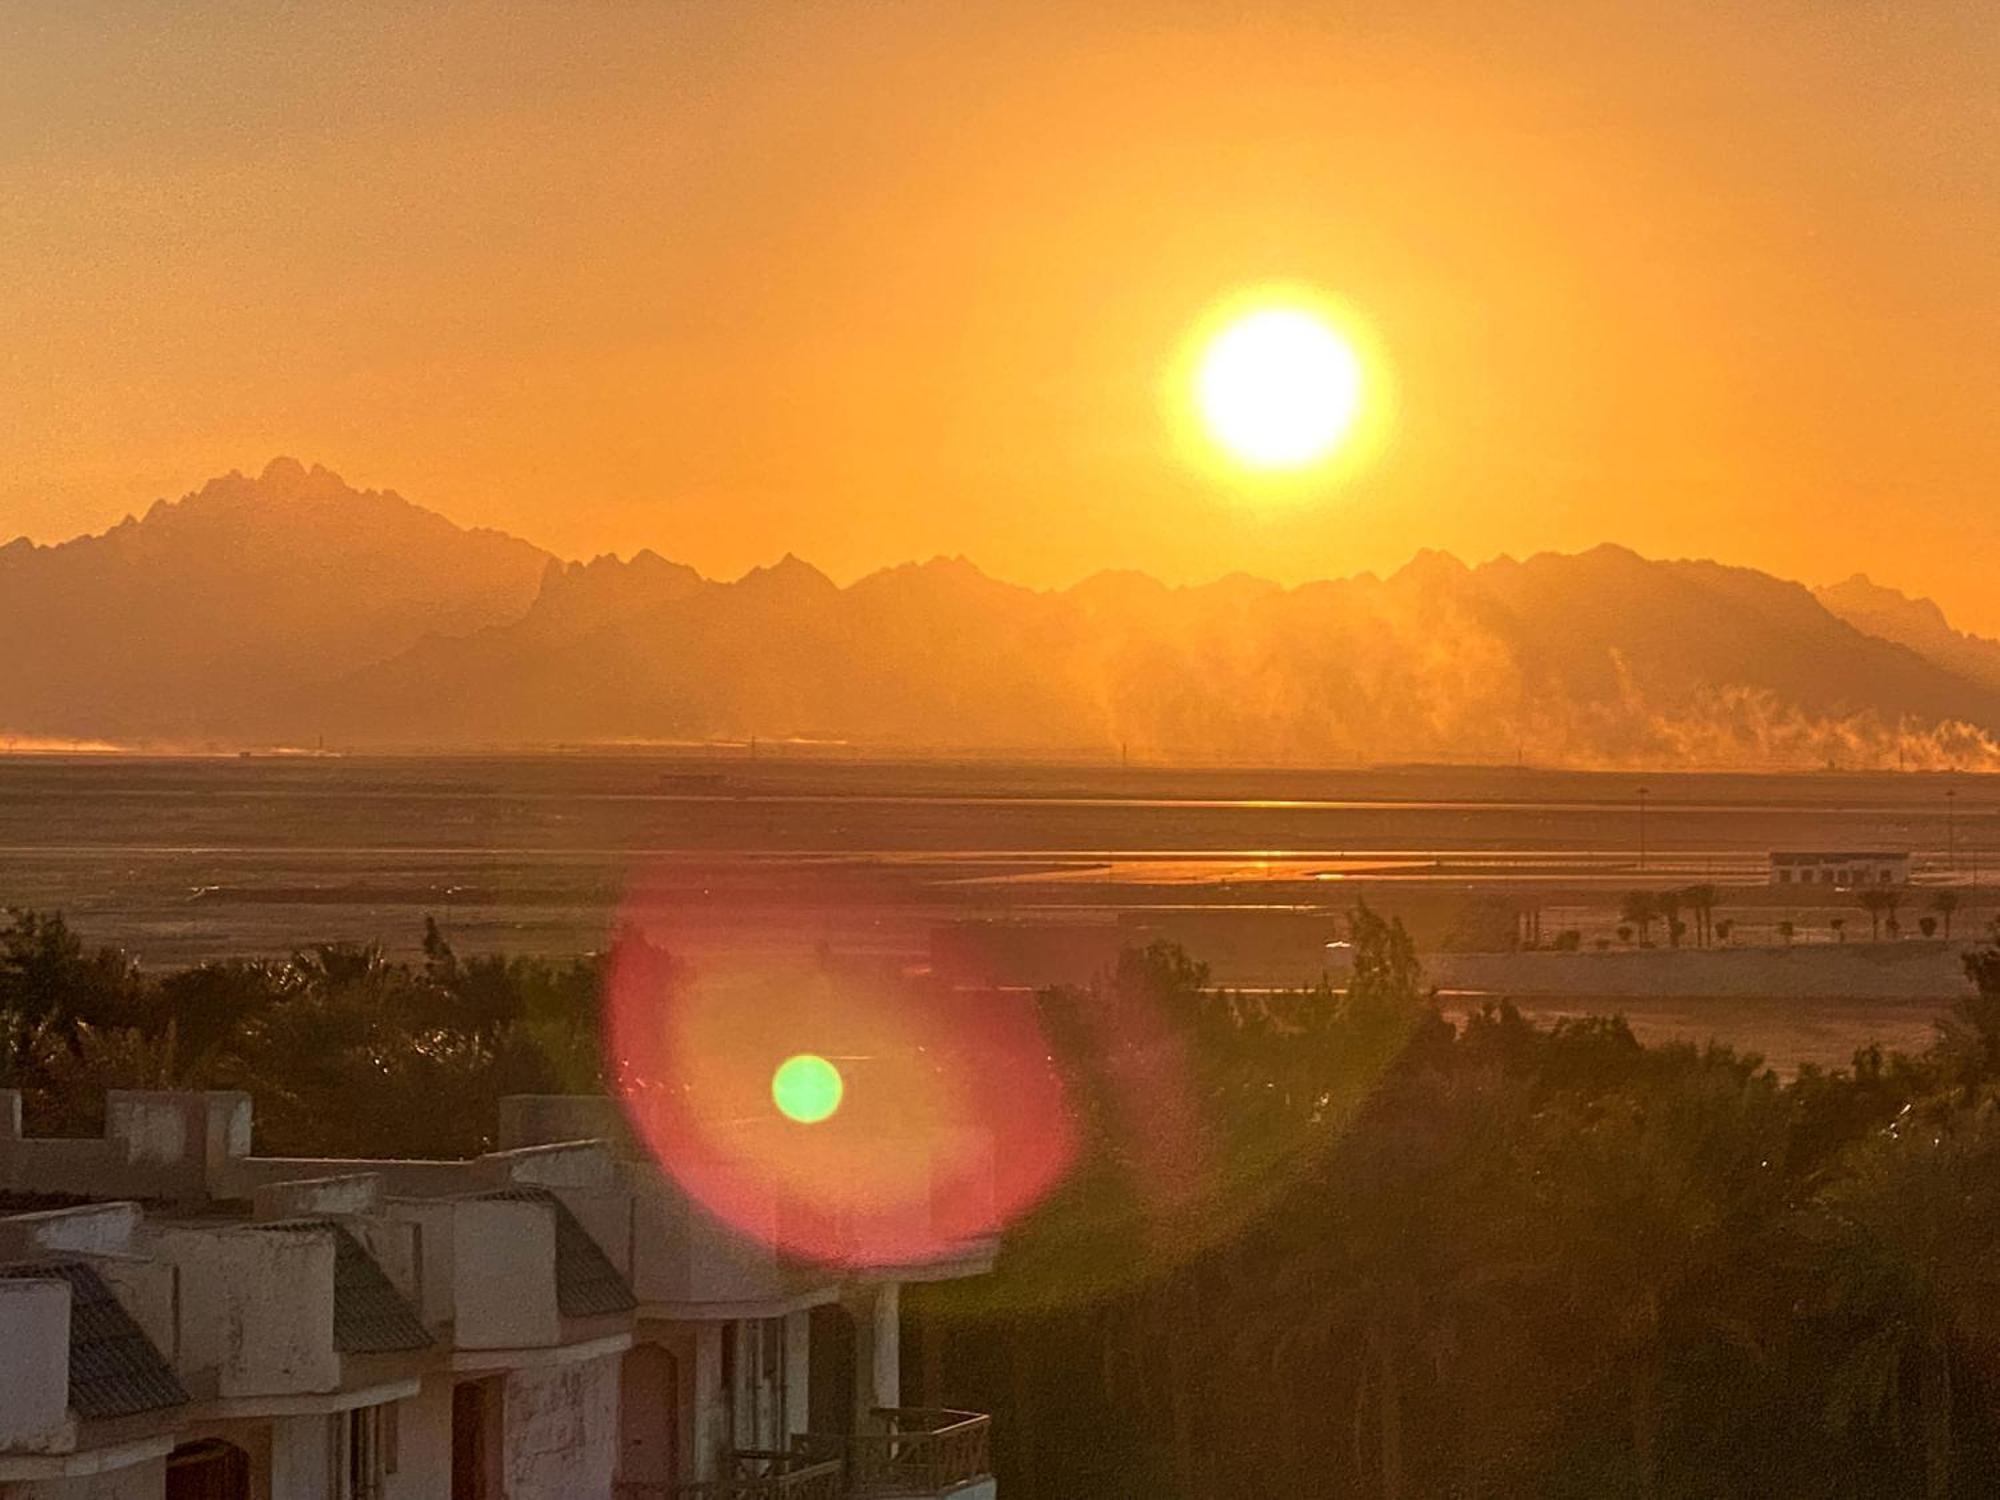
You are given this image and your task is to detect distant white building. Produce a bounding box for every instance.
[0,1090,998,1500]
[1768,851,1910,889]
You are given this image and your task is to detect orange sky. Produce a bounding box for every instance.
[5,3,1997,627]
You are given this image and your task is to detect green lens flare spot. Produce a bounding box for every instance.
[772,1053,844,1124]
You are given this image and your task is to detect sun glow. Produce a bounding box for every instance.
[1195,305,1364,470]
[1171,288,1385,490]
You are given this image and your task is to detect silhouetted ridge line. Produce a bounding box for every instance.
[11,464,2000,768]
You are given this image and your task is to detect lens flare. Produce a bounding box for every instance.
[603,873,1080,1267]
[771,1053,843,1123]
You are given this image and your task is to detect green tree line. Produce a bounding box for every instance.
[0,911,602,1156]
[5,904,2000,1494]
[916,907,2000,1499]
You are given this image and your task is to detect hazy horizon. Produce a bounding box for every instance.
[9,456,1988,622]
[8,2,1999,629]
[6,455,2000,770]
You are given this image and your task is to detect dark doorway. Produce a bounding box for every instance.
[620,1343,681,1486]
[452,1379,501,1500]
[166,1440,250,1500]
[808,1303,858,1436]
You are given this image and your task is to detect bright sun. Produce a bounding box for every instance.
[1194,304,1366,472]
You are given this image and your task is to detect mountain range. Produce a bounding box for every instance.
[9,459,2000,769]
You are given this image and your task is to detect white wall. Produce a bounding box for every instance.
[383,1377,454,1500]
[152,1226,340,1397]
[502,1354,620,1500]
[0,1280,69,1452]
[454,1200,560,1351]
[219,1232,339,1397]
[689,1324,728,1483]
[268,1414,336,1500]
[0,1204,139,1261]
[4,1457,166,1500]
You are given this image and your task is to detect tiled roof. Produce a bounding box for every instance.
[0,1259,190,1420]
[478,1187,636,1318]
[257,1221,434,1354]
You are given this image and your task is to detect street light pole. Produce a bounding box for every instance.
[1638,785,1650,873]
[1947,786,1957,880]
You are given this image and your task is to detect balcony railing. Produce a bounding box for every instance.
[615,1450,844,1500]
[614,1409,991,1500]
[798,1408,992,1496]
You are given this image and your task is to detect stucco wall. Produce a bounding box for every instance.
[0,1204,138,1261]
[268,1414,336,1500]
[503,1354,620,1500]
[150,1227,231,1383]
[0,1280,69,1451]
[383,1377,454,1500]
[689,1323,728,1482]
[4,1456,167,1500]
[218,1231,339,1397]
[454,1199,560,1351]
[385,1200,456,1327]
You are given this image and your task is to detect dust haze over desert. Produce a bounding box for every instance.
[7,456,2000,772]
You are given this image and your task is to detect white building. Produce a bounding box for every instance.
[1768,851,1911,889]
[0,1090,998,1500]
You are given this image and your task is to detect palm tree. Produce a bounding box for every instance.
[1930,889,1960,941]
[1620,892,1657,947]
[1682,884,1721,948]
[1858,888,1893,942]
[1817,1107,2000,1499]
[1714,918,1734,945]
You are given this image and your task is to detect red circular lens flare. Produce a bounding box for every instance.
[603,904,1077,1268]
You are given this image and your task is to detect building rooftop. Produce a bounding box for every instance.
[0,1257,189,1421]
[479,1186,637,1319]
[259,1219,434,1354]
[1770,851,1909,862]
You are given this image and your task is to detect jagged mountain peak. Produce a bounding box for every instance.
[0,464,552,741]
[1820,573,1958,634]
[734,553,837,596]
[13,462,2000,765]
[1817,572,2000,694]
